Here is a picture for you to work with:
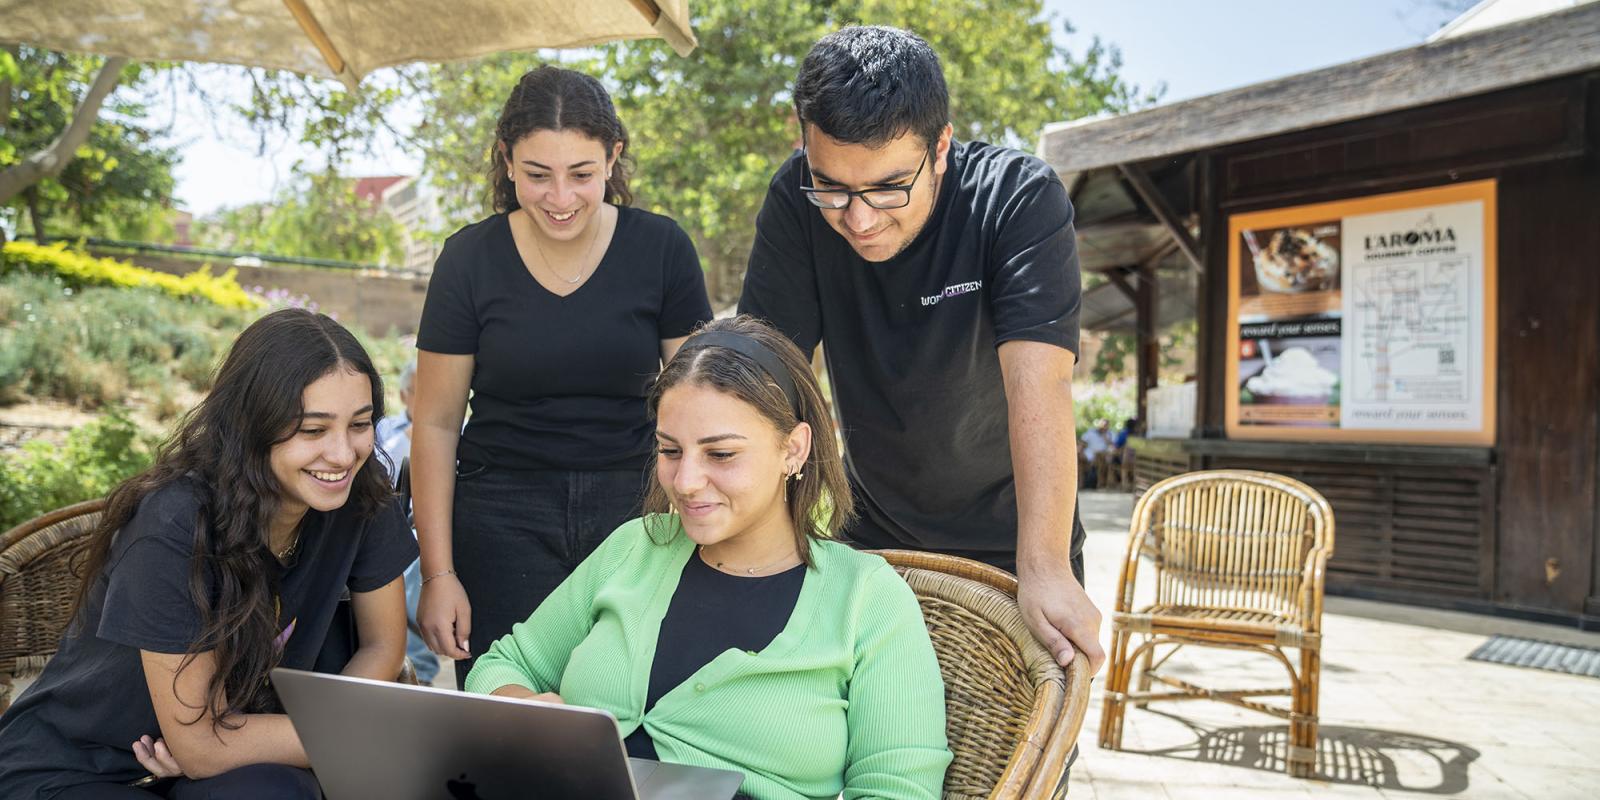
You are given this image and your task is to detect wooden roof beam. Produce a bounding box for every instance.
[1118,163,1204,276]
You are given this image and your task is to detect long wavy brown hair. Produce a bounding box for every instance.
[70,309,392,730]
[643,316,853,567]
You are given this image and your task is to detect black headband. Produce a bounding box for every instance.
[679,330,804,420]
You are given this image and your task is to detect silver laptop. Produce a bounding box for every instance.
[271,668,744,800]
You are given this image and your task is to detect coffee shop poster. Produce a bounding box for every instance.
[1225,180,1497,446]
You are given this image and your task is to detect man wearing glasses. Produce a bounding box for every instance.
[739,25,1104,678]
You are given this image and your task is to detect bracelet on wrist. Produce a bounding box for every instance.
[421,568,456,585]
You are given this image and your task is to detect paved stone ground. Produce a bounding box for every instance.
[1068,490,1600,800]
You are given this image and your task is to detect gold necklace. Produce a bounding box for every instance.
[700,545,799,576]
[528,207,604,285]
[274,530,302,562]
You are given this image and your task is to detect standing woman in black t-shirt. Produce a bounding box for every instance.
[412,66,713,686]
[0,309,418,799]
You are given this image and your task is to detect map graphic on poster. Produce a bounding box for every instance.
[1341,202,1484,430]
[1226,181,1496,446]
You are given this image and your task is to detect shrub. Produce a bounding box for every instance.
[0,241,263,310]
[0,273,246,408]
[0,407,158,531]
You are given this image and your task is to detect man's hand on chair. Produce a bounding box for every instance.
[1018,559,1105,675]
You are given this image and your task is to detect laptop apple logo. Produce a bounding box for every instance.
[445,773,483,799]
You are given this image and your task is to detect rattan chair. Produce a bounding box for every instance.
[873,550,1092,800]
[1099,470,1335,777]
[0,498,106,712]
[1,499,422,713]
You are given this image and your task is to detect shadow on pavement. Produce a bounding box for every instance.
[1115,710,1481,794]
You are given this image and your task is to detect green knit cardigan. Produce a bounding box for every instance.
[465,515,952,800]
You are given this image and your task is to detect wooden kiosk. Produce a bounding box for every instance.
[1041,4,1600,626]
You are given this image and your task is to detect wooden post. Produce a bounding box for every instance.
[1136,264,1158,423]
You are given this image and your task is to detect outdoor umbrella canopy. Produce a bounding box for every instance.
[0,0,697,87]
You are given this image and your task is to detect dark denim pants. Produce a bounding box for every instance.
[451,464,647,689]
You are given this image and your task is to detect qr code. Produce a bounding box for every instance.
[1439,348,1456,366]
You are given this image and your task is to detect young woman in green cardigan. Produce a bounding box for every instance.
[465,315,952,800]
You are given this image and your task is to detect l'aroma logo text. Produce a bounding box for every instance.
[1363,213,1457,253]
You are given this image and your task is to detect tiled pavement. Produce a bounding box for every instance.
[1068,490,1600,800]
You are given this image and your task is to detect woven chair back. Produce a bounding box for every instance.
[876,550,1088,800]
[1134,470,1334,627]
[0,500,106,694]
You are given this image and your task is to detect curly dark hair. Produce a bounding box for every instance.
[488,65,633,212]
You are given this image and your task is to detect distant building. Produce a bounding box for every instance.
[170,209,194,247]
[355,175,447,273]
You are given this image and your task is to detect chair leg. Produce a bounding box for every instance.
[1133,638,1156,708]
[1099,628,1135,750]
[1289,647,1321,778]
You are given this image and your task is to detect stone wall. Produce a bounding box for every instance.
[96,250,429,337]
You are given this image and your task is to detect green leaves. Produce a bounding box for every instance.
[191,171,405,266]
[2,46,178,240]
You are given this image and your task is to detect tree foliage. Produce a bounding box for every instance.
[192,170,404,265]
[0,46,178,241]
[408,0,1156,303]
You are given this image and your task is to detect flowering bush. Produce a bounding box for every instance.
[0,241,263,310]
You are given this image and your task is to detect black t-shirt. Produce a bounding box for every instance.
[417,207,713,471]
[623,554,805,760]
[0,478,418,799]
[739,140,1086,563]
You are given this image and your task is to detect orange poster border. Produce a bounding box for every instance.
[1224,180,1498,447]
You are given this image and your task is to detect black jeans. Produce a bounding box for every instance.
[451,464,646,689]
[55,764,319,799]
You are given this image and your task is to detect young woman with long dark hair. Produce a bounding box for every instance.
[465,316,952,800]
[0,309,418,799]
[412,65,713,685]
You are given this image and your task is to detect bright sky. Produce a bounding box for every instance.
[163,0,1465,217]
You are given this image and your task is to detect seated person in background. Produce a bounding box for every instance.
[465,316,952,800]
[1113,417,1139,452]
[0,309,416,800]
[1079,418,1112,487]
[374,359,442,685]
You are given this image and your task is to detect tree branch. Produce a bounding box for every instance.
[0,56,128,206]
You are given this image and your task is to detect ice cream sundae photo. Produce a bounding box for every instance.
[1245,227,1339,293]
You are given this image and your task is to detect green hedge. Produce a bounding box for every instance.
[0,241,262,310]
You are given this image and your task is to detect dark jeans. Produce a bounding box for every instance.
[451,464,646,689]
[55,764,319,799]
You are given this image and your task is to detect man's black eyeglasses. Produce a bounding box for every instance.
[800,151,929,210]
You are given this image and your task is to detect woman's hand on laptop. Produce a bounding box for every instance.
[490,684,564,705]
[132,734,185,779]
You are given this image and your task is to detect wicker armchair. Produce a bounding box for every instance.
[873,550,1092,800]
[1099,470,1335,777]
[0,499,106,713]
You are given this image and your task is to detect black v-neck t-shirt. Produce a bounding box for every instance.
[417,207,713,471]
[739,140,1086,565]
[623,553,805,760]
[0,477,418,799]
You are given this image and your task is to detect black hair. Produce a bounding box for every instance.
[489,65,633,211]
[794,26,949,149]
[72,309,391,731]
